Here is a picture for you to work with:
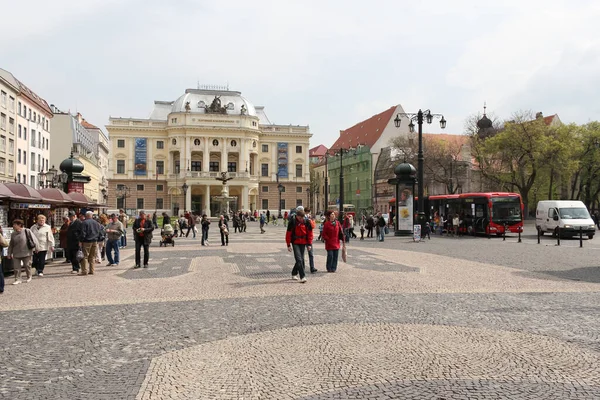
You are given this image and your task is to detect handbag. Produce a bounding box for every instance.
[25,229,36,250]
[76,248,84,262]
[384,226,389,234]
[341,246,347,263]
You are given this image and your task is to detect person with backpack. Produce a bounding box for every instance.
[285,207,313,283]
[260,212,266,234]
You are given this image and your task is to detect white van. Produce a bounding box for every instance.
[536,200,596,239]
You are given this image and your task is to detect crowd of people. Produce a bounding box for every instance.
[0,204,401,293]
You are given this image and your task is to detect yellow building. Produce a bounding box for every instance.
[106,87,312,217]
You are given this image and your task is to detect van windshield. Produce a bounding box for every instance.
[558,207,590,219]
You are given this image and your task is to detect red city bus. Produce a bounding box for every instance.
[427,192,524,235]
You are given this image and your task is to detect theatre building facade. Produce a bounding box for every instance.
[106,88,311,217]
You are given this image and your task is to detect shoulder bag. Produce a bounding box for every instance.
[25,229,36,250]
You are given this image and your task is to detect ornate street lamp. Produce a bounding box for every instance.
[46,166,56,187]
[182,182,189,211]
[116,185,131,211]
[37,169,47,189]
[101,188,108,204]
[394,109,447,231]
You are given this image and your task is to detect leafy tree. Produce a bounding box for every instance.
[566,122,600,209]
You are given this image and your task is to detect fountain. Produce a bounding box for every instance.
[214,172,236,215]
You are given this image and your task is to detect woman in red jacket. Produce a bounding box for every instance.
[322,210,345,272]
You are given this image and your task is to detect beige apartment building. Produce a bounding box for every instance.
[106,87,311,217]
[0,68,52,188]
[0,71,18,182]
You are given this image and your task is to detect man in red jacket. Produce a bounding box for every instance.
[285,208,313,283]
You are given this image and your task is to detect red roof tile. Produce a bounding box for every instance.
[329,106,396,152]
[81,119,99,130]
[309,144,328,157]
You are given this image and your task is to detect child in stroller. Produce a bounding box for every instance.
[160,224,175,246]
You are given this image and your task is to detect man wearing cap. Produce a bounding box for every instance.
[105,214,124,266]
[285,206,313,283]
[66,211,82,274]
[79,211,103,275]
[131,210,154,268]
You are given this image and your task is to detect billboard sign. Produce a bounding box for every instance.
[277,142,288,178]
[397,184,414,231]
[134,138,147,176]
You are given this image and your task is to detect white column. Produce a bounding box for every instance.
[186,187,192,212]
[129,139,135,179]
[185,136,191,172]
[204,185,211,217]
[242,185,249,211]
[239,139,246,174]
[221,138,227,172]
[203,138,209,172]
[168,151,173,175]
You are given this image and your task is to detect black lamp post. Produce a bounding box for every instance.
[324,154,329,213]
[182,182,189,211]
[37,169,46,189]
[277,184,284,219]
[332,148,353,221]
[116,186,131,211]
[394,109,447,230]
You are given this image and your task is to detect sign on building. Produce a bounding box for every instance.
[277,142,288,178]
[134,138,147,176]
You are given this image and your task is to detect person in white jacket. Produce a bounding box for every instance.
[30,214,55,277]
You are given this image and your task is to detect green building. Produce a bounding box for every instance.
[327,145,373,214]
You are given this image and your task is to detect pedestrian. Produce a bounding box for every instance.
[30,214,55,277]
[162,212,171,228]
[305,208,318,274]
[376,212,386,242]
[342,214,350,243]
[424,222,431,240]
[232,213,240,233]
[7,219,39,285]
[178,215,187,237]
[118,209,129,248]
[286,208,313,283]
[367,214,374,238]
[360,223,365,240]
[66,211,82,274]
[260,212,266,233]
[322,210,345,272]
[59,216,70,263]
[194,214,201,236]
[266,209,271,223]
[201,214,210,246]
[185,212,196,238]
[0,226,8,293]
[97,214,109,263]
[172,217,180,237]
[152,212,158,229]
[79,211,103,275]
[348,214,357,238]
[452,214,460,237]
[218,215,229,246]
[105,213,124,266]
[132,210,154,268]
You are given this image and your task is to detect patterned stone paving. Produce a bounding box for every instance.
[0,222,599,399]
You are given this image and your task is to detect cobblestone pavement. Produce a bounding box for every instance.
[1,221,599,399]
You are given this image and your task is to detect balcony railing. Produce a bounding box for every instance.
[166,171,256,180]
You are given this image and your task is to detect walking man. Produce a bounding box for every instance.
[285,208,313,283]
[201,214,210,246]
[105,213,124,266]
[132,210,154,268]
[260,212,266,233]
[118,209,129,248]
[79,211,103,275]
[376,212,386,242]
[66,211,82,274]
[185,212,196,238]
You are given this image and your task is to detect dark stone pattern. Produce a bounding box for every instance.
[118,249,223,280]
[1,292,600,399]
[348,249,420,273]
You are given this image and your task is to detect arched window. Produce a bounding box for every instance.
[212,139,219,146]
[230,140,237,147]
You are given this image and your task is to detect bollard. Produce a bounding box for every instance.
[580,226,583,248]
[518,227,522,243]
[503,224,507,241]
[557,227,560,246]
[487,224,491,239]
[537,227,540,244]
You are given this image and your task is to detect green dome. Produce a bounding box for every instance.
[394,162,416,177]
[59,154,84,174]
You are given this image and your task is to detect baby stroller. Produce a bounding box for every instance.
[160,224,175,247]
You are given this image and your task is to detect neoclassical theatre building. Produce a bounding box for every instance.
[106,87,311,217]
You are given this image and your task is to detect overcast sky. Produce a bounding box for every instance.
[1,0,599,147]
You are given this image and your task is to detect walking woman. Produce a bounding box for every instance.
[30,214,54,277]
[59,216,70,263]
[8,219,40,284]
[322,210,345,273]
[218,215,229,246]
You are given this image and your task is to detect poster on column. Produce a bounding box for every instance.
[134,138,147,176]
[397,184,414,231]
[277,142,288,178]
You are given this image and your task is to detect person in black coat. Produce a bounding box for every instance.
[66,211,83,273]
[131,211,154,268]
